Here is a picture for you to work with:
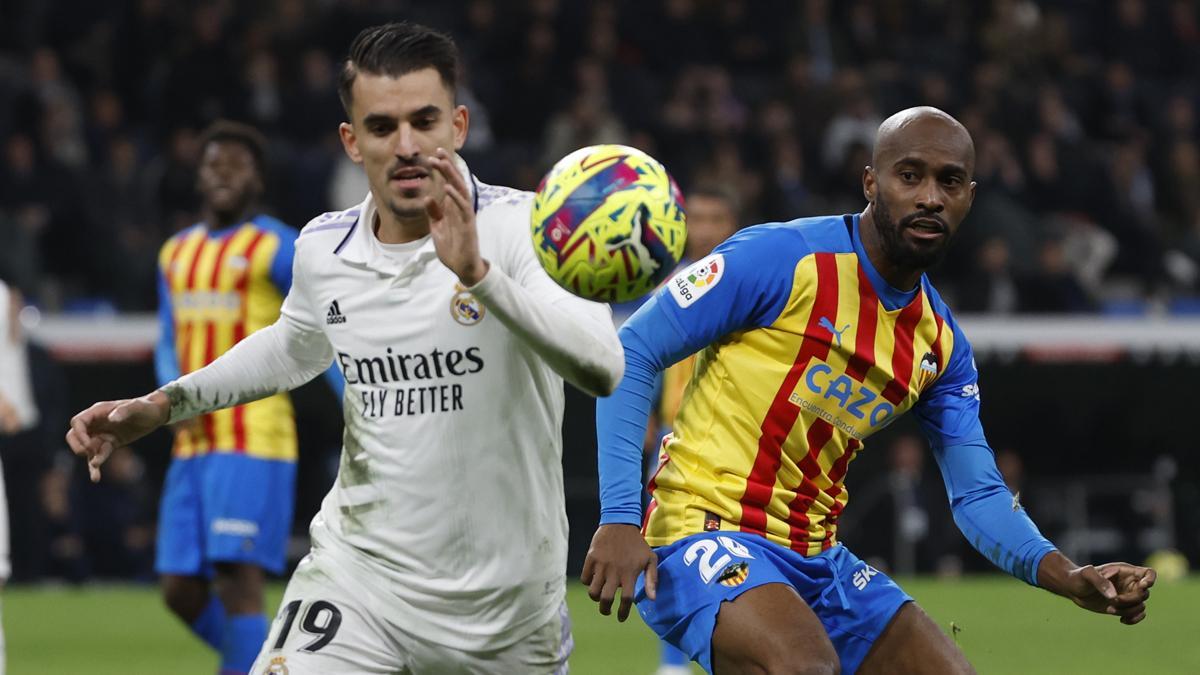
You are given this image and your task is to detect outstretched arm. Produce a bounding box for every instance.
[934,441,1154,624]
[67,315,333,482]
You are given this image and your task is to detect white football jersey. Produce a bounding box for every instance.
[274,159,619,651]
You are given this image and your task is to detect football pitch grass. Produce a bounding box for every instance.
[5,575,1198,674]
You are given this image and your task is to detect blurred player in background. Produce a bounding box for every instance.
[643,184,741,675]
[152,120,341,674]
[69,22,623,674]
[585,107,1156,674]
[0,279,39,675]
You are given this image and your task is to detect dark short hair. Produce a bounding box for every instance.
[198,119,267,177]
[338,22,459,116]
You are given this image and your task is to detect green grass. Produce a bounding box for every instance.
[5,576,1198,673]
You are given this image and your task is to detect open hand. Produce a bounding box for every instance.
[581,524,658,622]
[66,391,170,482]
[426,148,489,286]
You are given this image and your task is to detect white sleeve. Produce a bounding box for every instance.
[468,203,624,397]
[163,243,335,423]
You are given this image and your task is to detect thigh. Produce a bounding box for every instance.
[155,460,204,577]
[712,583,839,675]
[857,603,975,675]
[409,601,573,675]
[635,531,836,674]
[201,455,296,574]
[253,554,403,675]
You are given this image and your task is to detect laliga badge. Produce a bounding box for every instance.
[451,283,486,326]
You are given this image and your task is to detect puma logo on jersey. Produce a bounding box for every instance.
[327,300,347,324]
[818,316,851,346]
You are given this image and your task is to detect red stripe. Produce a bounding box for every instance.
[845,266,879,383]
[738,254,840,536]
[818,437,861,550]
[879,296,925,405]
[641,499,658,534]
[784,419,835,551]
[929,313,946,384]
[231,231,267,453]
[180,235,211,451]
[199,231,241,453]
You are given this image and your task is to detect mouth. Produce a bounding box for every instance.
[389,166,430,191]
[904,217,948,241]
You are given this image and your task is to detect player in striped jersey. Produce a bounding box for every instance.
[153,121,339,674]
[585,108,1156,674]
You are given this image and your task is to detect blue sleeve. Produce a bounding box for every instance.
[266,219,297,294]
[653,225,799,351]
[597,298,698,525]
[596,226,804,526]
[932,441,1056,586]
[154,268,179,387]
[913,320,986,446]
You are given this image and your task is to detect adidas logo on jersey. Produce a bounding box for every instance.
[327,300,347,324]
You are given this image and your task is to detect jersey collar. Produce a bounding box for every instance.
[850,213,922,311]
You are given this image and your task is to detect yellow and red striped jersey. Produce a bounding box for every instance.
[155,215,298,460]
[638,214,984,554]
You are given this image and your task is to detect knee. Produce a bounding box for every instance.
[213,562,265,614]
[161,578,205,621]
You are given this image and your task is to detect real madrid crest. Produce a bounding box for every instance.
[265,655,289,674]
[450,283,485,326]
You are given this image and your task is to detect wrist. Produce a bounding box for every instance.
[458,258,490,287]
[1036,550,1075,595]
[148,389,173,425]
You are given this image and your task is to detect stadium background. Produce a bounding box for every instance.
[1,0,1198,672]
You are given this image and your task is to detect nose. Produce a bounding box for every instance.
[916,179,944,213]
[394,124,420,160]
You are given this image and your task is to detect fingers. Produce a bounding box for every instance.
[425,195,444,222]
[644,556,658,601]
[1080,565,1118,601]
[617,572,635,622]
[598,574,618,618]
[1139,567,1157,590]
[431,148,468,196]
[67,414,93,455]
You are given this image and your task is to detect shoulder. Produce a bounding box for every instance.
[474,179,535,255]
[920,277,974,361]
[714,214,851,272]
[295,205,362,254]
[250,214,299,242]
[158,224,203,264]
[475,180,533,213]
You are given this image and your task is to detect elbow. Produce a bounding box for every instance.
[578,346,626,398]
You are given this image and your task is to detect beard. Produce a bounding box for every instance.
[872,192,953,271]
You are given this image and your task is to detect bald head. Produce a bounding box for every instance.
[872,106,975,175]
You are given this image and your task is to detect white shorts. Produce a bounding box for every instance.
[251,551,572,675]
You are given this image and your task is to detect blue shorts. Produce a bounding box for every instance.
[635,531,911,674]
[155,453,296,577]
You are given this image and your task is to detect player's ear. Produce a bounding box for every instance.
[339,121,362,164]
[452,104,469,152]
[862,166,876,202]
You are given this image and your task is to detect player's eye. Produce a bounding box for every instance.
[900,170,918,182]
[414,117,436,130]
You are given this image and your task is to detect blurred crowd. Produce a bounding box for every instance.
[2,0,1200,313]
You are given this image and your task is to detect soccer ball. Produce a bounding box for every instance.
[530,144,687,303]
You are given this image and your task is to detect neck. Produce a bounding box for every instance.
[858,204,922,291]
[205,205,255,231]
[373,202,429,245]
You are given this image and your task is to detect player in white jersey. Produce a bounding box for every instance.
[66,22,624,675]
